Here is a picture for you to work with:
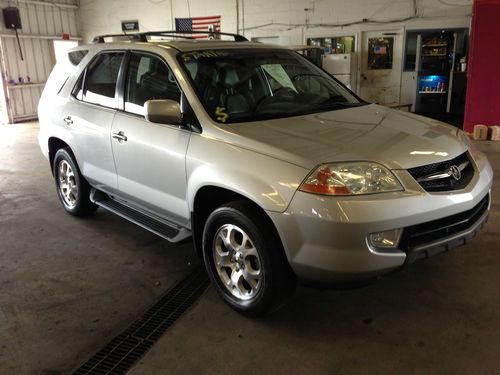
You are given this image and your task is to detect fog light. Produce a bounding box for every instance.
[369,229,403,249]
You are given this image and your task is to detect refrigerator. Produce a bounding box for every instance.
[322,53,357,91]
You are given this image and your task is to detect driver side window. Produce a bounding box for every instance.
[125,53,181,116]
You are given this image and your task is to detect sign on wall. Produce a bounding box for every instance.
[121,20,139,32]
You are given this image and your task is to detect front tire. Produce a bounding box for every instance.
[53,148,97,216]
[202,201,296,316]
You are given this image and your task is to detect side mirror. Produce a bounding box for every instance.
[144,99,182,125]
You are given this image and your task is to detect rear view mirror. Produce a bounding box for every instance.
[144,99,182,125]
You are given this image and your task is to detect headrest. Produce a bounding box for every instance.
[141,72,168,93]
[223,69,239,88]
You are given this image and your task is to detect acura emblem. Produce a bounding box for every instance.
[449,165,461,180]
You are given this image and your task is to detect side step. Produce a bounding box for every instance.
[90,189,191,243]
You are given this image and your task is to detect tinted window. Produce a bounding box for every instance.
[125,53,181,116]
[68,50,88,66]
[83,52,124,108]
[72,72,84,100]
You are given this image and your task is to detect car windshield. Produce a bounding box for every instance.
[178,48,364,124]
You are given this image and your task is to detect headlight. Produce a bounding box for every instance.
[299,162,403,196]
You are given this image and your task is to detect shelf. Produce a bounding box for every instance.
[422,44,448,47]
[7,82,46,89]
[419,91,447,94]
[421,54,447,57]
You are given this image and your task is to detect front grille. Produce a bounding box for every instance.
[399,193,490,252]
[407,152,475,192]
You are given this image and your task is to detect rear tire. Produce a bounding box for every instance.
[202,200,296,317]
[53,148,97,216]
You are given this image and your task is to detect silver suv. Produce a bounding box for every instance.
[38,31,493,316]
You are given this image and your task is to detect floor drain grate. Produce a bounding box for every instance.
[73,265,209,375]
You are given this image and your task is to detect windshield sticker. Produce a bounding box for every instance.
[182,50,232,62]
[261,64,297,92]
[215,106,229,123]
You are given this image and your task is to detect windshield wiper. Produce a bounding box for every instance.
[317,97,365,109]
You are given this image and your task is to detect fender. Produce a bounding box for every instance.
[186,134,309,213]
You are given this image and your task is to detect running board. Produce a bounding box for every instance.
[90,189,191,243]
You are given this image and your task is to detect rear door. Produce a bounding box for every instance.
[359,30,403,106]
[66,51,124,192]
[110,51,191,226]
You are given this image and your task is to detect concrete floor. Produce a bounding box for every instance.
[1,123,499,374]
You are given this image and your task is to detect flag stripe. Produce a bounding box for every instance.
[192,25,220,29]
[191,16,221,21]
[192,20,221,24]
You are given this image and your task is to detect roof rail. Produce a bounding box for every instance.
[92,34,146,43]
[92,30,248,44]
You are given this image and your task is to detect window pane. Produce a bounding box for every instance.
[72,73,84,100]
[83,52,124,107]
[125,53,181,116]
[307,36,355,54]
[368,37,394,70]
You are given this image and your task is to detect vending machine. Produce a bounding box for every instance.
[414,32,457,114]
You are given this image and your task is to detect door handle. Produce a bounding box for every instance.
[112,131,127,142]
[63,116,73,126]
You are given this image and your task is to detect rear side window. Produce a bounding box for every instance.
[82,52,124,108]
[68,50,88,66]
[125,53,181,116]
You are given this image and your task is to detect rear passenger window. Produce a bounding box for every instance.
[83,52,124,108]
[125,53,181,116]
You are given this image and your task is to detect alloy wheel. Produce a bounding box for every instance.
[58,160,78,208]
[213,224,262,300]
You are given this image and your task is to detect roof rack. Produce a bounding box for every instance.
[92,30,248,44]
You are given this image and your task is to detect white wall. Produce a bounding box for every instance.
[78,0,472,107]
[79,0,472,43]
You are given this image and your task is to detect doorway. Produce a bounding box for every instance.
[359,30,403,106]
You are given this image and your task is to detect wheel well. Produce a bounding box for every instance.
[191,186,275,257]
[48,137,70,174]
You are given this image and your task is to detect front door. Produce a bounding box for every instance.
[110,52,191,226]
[359,30,403,106]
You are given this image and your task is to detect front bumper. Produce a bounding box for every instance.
[268,151,493,285]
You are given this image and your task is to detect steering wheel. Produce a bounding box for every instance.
[253,86,298,111]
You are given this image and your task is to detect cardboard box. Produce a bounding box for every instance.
[473,124,488,140]
[490,126,500,141]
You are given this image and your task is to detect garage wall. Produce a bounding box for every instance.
[79,0,472,43]
[78,0,471,108]
[0,0,80,123]
[463,0,500,132]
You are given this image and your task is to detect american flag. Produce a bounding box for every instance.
[175,16,221,38]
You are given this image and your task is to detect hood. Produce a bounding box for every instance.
[224,104,467,170]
